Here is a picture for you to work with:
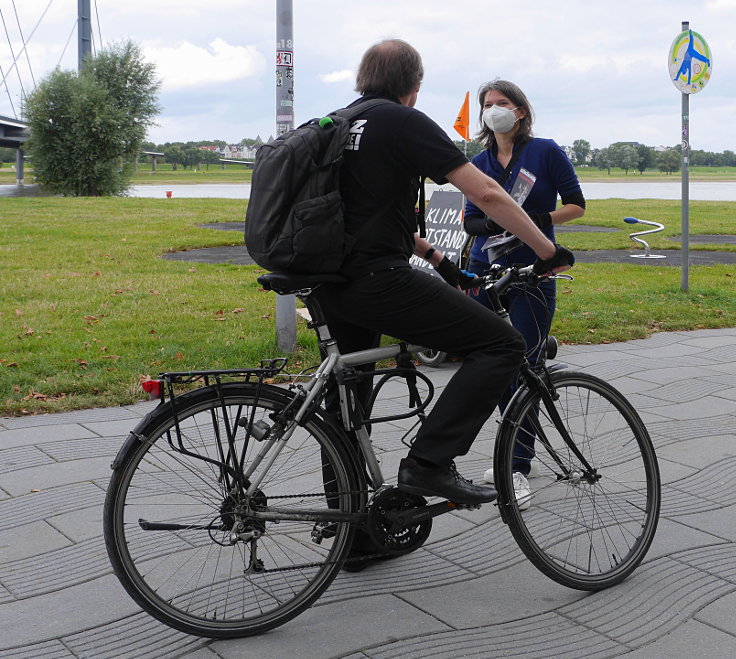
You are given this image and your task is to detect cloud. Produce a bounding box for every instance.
[706,0,736,10]
[143,38,266,90]
[318,70,353,84]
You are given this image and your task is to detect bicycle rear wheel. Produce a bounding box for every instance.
[495,370,660,590]
[104,382,362,638]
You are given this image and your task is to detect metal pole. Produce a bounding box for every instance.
[15,148,24,184]
[680,20,690,292]
[275,0,296,351]
[78,0,92,69]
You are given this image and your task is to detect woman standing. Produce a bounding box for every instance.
[463,79,585,508]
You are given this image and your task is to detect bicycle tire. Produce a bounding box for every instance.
[495,370,660,590]
[415,349,447,368]
[104,382,363,638]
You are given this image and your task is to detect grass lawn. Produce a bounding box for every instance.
[2,196,735,416]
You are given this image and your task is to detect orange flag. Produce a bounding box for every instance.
[453,91,470,140]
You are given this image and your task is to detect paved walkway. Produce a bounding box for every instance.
[1,328,736,657]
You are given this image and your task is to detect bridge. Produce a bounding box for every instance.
[0,115,29,183]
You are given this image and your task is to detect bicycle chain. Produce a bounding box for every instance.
[244,488,404,573]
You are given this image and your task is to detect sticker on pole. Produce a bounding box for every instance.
[669,29,712,94]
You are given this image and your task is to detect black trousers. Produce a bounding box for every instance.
[315,266,525,466]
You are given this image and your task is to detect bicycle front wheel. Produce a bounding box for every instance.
[495,370,660,590]
[104,382,362,638]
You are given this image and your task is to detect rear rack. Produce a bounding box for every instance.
[157,358,289,402]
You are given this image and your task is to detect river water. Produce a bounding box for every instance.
[2,180,735,200]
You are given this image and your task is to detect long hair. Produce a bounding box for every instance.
[355,39,424,99]
[476,79,534,148]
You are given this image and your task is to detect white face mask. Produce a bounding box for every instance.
[482,105,519,134]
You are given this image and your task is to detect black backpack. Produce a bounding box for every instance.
[245,99,390,273]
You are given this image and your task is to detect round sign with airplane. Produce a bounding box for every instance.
[669,29,712,94]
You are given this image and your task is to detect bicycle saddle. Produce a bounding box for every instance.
[257,272,349,295]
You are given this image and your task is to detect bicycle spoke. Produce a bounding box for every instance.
[497,371,660,590]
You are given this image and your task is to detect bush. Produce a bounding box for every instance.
[24,41,160,196]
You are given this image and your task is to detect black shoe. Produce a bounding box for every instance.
[341,547,397,573]
[340,529,398,573]
[397,457,497,505]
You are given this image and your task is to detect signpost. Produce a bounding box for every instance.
[668,22,712,291]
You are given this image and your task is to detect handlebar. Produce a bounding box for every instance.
[460,263,573,295]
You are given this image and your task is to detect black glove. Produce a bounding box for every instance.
[527,211,552,230]
[532,244,575,275]
[435,256,460,286]
[435,256,477,289]
[484,217,503,234]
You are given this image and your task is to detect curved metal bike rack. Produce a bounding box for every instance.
[624,217,666,259]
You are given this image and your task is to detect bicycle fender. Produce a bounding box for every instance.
[110,401,176,469]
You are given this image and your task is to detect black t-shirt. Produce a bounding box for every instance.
[339,95,468,277]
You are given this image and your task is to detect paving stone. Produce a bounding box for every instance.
[80,418,145,438]
[0,482,104,532]
[716,387,736,402]
[0,424,97,450]
[670,542,736,584]
[559,555,735,647]
[0,535,112,599]
[0,574,141,647]
[362,612,624,659]
[655,435,736,471]
[0,456,114,497]
[682,334,736,349]
[397,561,584,629]
[640,378,726,403]
[39,436,119,462]
[623,619,736,658]
[645,516,729,560]
[655,457,699,484]
[213,594,452,659]
[694,591,736,635]
[629,365,732,386]
[646,415,734,452]
[46,504,104,543]
[669,506,736,542]
[63,612,208,659]
[0,406,142,430]
[0,445,54,474]
[0,520,72,564]
[635,397,736,422]
[0,640,75,658]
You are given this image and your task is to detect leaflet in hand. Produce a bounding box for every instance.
[480,167,537,258]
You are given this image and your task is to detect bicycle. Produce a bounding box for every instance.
[103,264,661,639]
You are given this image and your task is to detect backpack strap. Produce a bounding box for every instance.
[334,99,428,237]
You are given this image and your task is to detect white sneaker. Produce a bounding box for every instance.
[484,468,531,510]
[483,461,539,483]
[513,472,532,511]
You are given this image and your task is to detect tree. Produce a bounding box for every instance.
[636,145,654,175]
[593,147,611,174]
[24,41,159,196]
[200,148,221,170]
[657,148,680,175]
[164,146,185,171]
[571,139,591,167]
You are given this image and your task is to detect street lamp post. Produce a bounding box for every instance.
[78,0,92,69]
[274,0,296,351]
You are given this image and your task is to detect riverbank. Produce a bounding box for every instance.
[3,164,736,188]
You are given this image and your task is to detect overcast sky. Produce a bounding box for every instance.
[2,0,733,152]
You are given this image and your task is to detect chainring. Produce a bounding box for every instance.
[366,487,432,554]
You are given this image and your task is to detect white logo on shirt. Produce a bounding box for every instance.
[346,120,367,151]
